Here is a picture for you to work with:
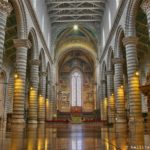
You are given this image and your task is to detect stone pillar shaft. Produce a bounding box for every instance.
[49,83,54,120]
[0,1,12,69]
[123,36,142,122]
[12,39,31,123]
[101,80,107,121]
[141,0,150,38]
[113,58,126,123]
[106,71,115,123]
[46,81,50,121]
[28,59,40,123]
[38,72,46,123]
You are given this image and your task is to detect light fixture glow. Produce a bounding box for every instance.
[14,73,18,79]
[135,71,139,76]
[120,85,123,88]
[73,24,78,31]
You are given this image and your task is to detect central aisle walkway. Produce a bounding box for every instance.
[0,123,150,150]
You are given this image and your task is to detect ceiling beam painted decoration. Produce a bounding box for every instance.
[45,0,106,24]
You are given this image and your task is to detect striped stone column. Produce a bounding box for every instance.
[28,59,40,124]
[106,70,115,123]
[46,81,50,121]
[12,39,31,124]
[37,124,45,150]
[53,86,57,118]
[100,80,107,121]
[26,124,37,150]
[115,123,128,149]
[38,72,47,123]
[0,1,12,69]
[49,82,54,120]
[123,36,143,123]
[141,0,150,38]
[113,58,126,123]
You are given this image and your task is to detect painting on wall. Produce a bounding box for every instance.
[58,51,95,113]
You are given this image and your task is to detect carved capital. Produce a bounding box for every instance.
[30,59,40,66]
[101,80,106,84]
[105,70,114,75]
[13,39,32,49]
[0,1,13,15]
[123,36,138,46]
[47,80,51,85]
[112,58,124,64]
[47,80,53,85]
[39,72,47,77]
[141,0,150,14]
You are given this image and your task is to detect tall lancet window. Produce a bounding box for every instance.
[71,71,82,106]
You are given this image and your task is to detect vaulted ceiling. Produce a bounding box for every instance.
[136,4,150,59]
[45,0,106,24]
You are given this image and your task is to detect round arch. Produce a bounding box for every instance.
[125,0,141,36]
[56,46,96,66]
[10,0,28,39]
[46,62,51,81]
[28,28,39,59]
[39,49,46,72]
[101,61,107,81]
[107,47,114,71]
[114,26,125,57]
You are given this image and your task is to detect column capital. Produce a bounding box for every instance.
[30,59,40,66]
[13,39,32,49]
[123,36,138,46]
[105,70,114,75]
[141,0,150,14]
[39,72,47,77]
[47,80,53,85]
[112,58,124,64]
[0,1,13,15]
[100,80,106,84]
[47,80,51,85]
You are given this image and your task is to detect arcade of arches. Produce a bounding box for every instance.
[0,0,150,149]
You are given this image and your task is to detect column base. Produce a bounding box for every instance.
[38,120,45,124]
[11,118,25,124]
[115,118,127,123]
[115,122,127,132]
[108,118,115,124]
[28,120,38,124]
[145,121,150,129]
[27,123,37,128]
[128,116,144,130]
[128,116,143,123]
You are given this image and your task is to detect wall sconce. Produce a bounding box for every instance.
[120,85,123,88]
[135,71,139,76]
[14,73,18,79]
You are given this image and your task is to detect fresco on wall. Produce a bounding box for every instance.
[58,54,96,113]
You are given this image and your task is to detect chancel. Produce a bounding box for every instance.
[0,0,150,149]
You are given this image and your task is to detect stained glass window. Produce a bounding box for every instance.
[71,72,82,106]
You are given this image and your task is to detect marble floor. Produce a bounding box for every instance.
[0,122,150,150]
